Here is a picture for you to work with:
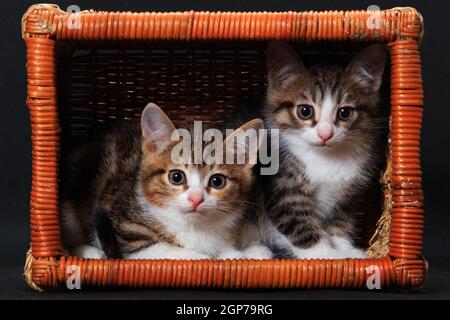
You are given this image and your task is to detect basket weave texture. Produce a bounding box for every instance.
[22,4,426,291]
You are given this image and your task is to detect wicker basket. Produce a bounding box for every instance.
[22,4,426,291]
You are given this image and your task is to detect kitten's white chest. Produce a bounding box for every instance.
[286,140,368,217]
[137,186,236,257]
[302,149,362,185]
[146,208,235,257]
[173,223,233,256]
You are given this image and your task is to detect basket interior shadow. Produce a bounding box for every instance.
[56,40,391,258]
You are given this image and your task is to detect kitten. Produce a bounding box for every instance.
[262,41,387,259]
[60,103,272,260]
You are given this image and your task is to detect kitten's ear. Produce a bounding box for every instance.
[140,103,176,154]
[346,44,387,91]
[266,41,304,88]
[224,119,265,166]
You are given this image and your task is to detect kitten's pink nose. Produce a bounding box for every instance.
[188,189,204,210]
[317,122,334,143]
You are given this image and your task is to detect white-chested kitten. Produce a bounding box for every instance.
[262,41,387,259]
[60,103,272,260]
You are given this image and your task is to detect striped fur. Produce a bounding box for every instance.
[262,41,388,258]
[60,105,271,260]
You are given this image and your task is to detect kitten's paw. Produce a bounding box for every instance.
[339,248,368,259]
[73,245,106,259]
[241,244,272,259]
[126,244,210,260]
[217,248,244,260]
[187,251,211,260]
[217,245,273,260]
[292,238,337,259]
[331,236,368,259]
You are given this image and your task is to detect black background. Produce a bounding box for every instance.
[0,0,449,299]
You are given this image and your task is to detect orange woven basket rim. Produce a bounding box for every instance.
[21,4,424,44]
[22,4,426,291]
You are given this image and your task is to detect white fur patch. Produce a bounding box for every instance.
[284,133,369,218]
[189,170,201,187]
[292,238,340,259]
[241,244,273,259]
[290,235,366,259]
[73,245,106,259]
[126,243,210,260]
[217,244,272,260]
[217,247,245,259]
[319,91,335,122]
[331,235,367,259]
[265,219,366,259]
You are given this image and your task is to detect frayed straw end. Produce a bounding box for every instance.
[23,247,44,292]
[366,138,392,258]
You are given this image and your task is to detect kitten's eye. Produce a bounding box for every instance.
[209,174,226,189]
[168,170,186,185]
[297,105,314,120]
[337,107,354,121]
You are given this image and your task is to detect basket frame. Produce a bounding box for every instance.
[22,4,426,291]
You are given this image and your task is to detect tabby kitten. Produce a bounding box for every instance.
[262,41,387,259]
[60,103,271,260]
